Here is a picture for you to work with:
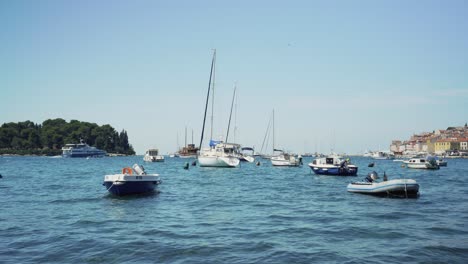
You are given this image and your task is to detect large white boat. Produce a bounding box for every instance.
[198,142,240,167]
[347,172,419,198]
[239,147,255,163]
[62,140,106,158]
[143,149,164,162]
[308,154,358,176]
[271,150,302,167]
[404,157,439,169]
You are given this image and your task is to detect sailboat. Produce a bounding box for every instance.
[269,110,302,167]
[197,50,240,168]
[178,127,199,158]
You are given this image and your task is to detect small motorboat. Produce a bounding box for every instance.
[308,154,357,176]
[103,164,161,196]
[436,159,447,167]
[347,172,419,198]
[143,149,165,162]
[271,150,302,167]
[403,156,439,169]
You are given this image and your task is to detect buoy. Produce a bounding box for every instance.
[183,163,189,170]
[0,174,2,178]
[368,162,375,167]
[191,161,197,166]
[256,161,260,166]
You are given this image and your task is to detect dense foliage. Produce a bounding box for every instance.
[0,119,135,155]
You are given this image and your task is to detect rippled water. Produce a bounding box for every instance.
[1,156,467,263]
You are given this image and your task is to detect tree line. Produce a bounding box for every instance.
[0,119,135,155]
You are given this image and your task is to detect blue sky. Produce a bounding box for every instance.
[1,0,467,154]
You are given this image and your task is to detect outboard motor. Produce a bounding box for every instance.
[132,164,147,175]
[366,171,379,182]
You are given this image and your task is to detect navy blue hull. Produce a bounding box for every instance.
[311,166,358,176]
[104,181,158,196]
[63,152,106,158]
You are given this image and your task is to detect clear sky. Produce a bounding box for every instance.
[1,0,467,154]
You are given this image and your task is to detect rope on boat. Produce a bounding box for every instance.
[106,182,115,192]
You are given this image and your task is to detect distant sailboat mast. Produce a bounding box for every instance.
[272,109,275,154]
[225,83,237,142]
[210,50,217,142]
[199,49,216,150]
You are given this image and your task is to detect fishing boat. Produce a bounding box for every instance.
[103,164,161,196]
[62,139,106,158]
[347,172,419,197]
[197,50,240,168]
[308,154,358,176]
[143,149,164,162]
[403,157,439,169]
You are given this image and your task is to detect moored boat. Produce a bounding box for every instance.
[143,149,164,162]
[62,139,106,158]
[308,154,358,176]
[403,157,439,169]
[271,149,302,167]
[198,142,240,167]
[347,172,419,197]
[103,164,161,196]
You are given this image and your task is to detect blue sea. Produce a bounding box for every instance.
[1,156,467,263]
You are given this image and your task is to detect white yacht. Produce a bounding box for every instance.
[143,149,164,162]
[62,140,106,158]
[198,142,240,167]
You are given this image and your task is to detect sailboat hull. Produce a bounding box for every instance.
[198,156,240,167]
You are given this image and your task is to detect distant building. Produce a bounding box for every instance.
[434,138,460,154]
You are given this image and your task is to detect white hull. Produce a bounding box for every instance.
[143,155,165,162]
[240,155,255,163]
[198,156,240,167]
[271,156,301,167]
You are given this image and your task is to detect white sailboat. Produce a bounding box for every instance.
[197,50,240,168]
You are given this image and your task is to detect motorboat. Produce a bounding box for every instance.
[103,164,161,196]
[198,141,240,167]
[347,172,419,197]
[143,149,164,162]
[436,159,447,167]
[371,151,394,160]
[239,147,255,163]
[271,149,302,167]
[62,139,106,158]
[308,154,358,176]
[403,157,439,169]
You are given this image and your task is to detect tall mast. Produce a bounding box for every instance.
[225,83,236,142]
[199,49,216,150]
[210,50,217,142]
[185,126,187,147]
[192,129,194,144]
[272,109,275,152]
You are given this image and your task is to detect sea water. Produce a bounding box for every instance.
[1,156,467,263]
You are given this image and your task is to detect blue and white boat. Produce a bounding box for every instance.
[62,139,106,158]
[308,154,358,176]
[103,164,161,196]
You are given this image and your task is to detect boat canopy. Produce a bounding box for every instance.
[210,140,223,147]
[242,147,254,151]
